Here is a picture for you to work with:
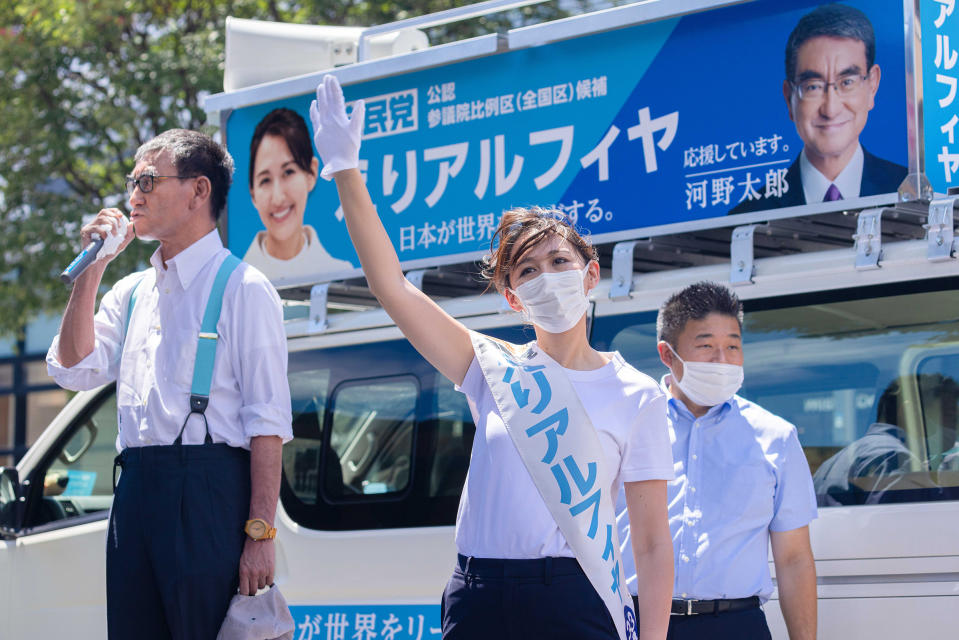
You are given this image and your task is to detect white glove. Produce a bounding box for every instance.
[309,74,366,181]
[95,215,129,261]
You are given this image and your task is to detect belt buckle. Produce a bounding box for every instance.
[671,599,699,616]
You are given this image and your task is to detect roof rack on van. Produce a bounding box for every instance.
[278,197,958,334]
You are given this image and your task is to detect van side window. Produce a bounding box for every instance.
[281,337,471,531]
[591,285,959,507]
[430,377,475,498]
[25,388,118,529]
[327,378,417,498]
[281,326,530,531]
[916,360,959,480]
[283,369,331,506]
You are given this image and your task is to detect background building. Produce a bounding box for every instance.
[0,315,69,466]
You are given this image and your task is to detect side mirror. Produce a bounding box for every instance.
[58,421,98,464]
[0,466,24,535]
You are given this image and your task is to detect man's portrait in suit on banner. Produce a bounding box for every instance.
[730,3,907,214]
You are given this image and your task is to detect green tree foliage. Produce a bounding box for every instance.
[0,0,570,341]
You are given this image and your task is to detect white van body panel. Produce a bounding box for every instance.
[8,521,109,638]
[276,509,456,606]
[4,240,959,639]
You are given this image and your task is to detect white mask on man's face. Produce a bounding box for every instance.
[509,264,591,334]
[666,343,743,407]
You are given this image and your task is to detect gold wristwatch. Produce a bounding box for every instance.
[244,518,277,541]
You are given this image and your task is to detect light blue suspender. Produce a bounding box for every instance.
[124,254,242,443]
[125,279,142,338]
[188,254,242,416]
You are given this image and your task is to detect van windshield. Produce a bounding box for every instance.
[594,283,959,507]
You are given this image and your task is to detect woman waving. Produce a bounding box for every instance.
[311,74,673,640]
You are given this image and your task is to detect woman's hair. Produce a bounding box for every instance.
[248,108,315,188]
[481,206,597,292]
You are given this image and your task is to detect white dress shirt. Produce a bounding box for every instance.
[454,351,673,559]
[800,143,864,203]
[47,230,293,452]
[617,375,817,600]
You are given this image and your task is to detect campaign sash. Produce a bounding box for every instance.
[470,332,637,640]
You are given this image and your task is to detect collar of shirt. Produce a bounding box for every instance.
[800,143,863,203]
[149,229,224,291]
[659,373,734,425]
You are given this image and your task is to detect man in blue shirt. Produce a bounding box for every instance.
[617,282,818,639]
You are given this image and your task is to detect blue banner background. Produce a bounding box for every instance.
[226,0,907,283]
[922,0,959,194]
[289,604,440,640]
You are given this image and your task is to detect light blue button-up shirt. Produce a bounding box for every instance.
[617,376,817,602]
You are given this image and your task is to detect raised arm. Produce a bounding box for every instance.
[311,75,474,385]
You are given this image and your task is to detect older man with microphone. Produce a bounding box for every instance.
[46,129,292,639]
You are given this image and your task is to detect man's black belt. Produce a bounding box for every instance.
[670,596,760,616]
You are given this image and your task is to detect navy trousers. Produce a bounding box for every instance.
[107,443,250,639]
[441,554,618,640]
[631,595,772,639]
[664,608,772,639]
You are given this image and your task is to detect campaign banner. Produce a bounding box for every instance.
[923,0,959,194]
[290,604,440,640]
[225,0,908,286]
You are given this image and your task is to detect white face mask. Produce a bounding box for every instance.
[509,264,591,334]
[667,343,744,407]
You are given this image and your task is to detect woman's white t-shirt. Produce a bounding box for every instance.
[243,224,353,285]
[454,348,674,559]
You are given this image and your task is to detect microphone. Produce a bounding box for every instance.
[59,234,104,285]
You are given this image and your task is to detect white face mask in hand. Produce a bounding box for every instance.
[510,265,591,334]
[95,215,129,261]
[667,343,744,407]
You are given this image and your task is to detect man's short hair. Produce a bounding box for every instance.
[657,281,744,345]
[785,3,876,81]
[135,129,235,221]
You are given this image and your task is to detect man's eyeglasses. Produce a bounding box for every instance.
[792,74,868,101]
[125,173,195,196]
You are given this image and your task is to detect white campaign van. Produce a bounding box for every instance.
[2,0,958,638]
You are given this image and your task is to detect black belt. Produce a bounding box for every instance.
[670,596,760,616]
